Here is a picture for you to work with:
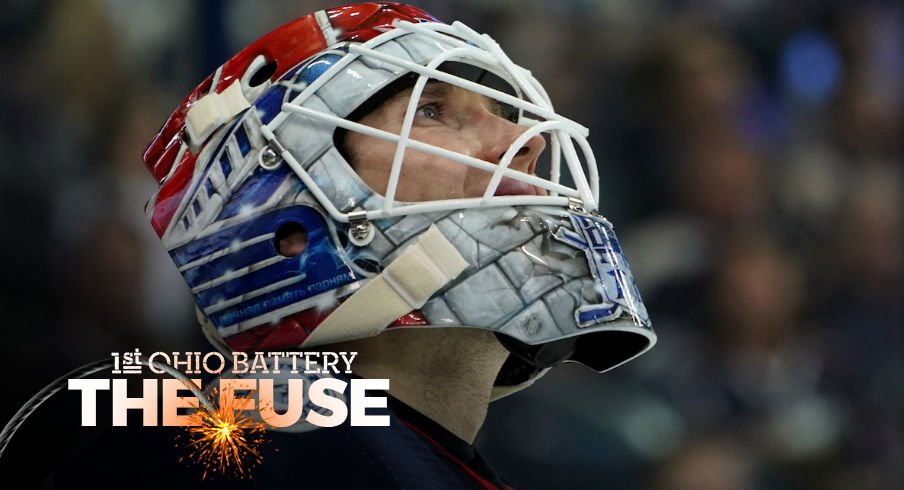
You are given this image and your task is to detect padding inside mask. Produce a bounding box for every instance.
[497,332,576,366]
[495,354,543,387]
[346,61,518,124]
[494,334,575,387]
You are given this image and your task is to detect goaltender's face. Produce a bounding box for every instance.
[344,81,547,201]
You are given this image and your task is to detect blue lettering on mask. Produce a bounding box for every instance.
[553,213,650,328]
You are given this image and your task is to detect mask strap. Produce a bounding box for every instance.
[185,81,251,148]
[299,225,468,346]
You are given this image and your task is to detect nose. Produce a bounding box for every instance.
[477,112,546,175]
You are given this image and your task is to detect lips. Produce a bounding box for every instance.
[493,177,542,196]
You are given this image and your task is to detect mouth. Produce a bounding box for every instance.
[493,177,542,196]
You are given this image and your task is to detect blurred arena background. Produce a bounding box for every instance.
[0,1,900,488]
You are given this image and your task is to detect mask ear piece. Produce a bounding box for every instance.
[275,222,308,258]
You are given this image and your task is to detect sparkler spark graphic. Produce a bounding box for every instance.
[178,387,268,479]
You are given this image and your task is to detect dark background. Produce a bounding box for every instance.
[1,1,901,489]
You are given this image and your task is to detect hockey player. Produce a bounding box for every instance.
[50,3,655,487]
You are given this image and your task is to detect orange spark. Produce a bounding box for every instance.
[177,386,268,480]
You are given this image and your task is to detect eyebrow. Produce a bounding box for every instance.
[419,81,452,98]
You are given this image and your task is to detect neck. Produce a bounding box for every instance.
[333,328,509,443]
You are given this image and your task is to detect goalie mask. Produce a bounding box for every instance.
[143,2,655,393]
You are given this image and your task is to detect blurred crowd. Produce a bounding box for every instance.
[0,1,900,489]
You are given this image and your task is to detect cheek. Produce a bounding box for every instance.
[345,128,489,202]
[397,152,470,200]
[392,130,482,200]
[345,133,395,194]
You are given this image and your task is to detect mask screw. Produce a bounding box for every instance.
[259,146,281,170]
[348,210,375,246]
[567,198,586,214]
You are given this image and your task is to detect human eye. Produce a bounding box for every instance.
[494,100,517,122]
[416,102,443,120]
